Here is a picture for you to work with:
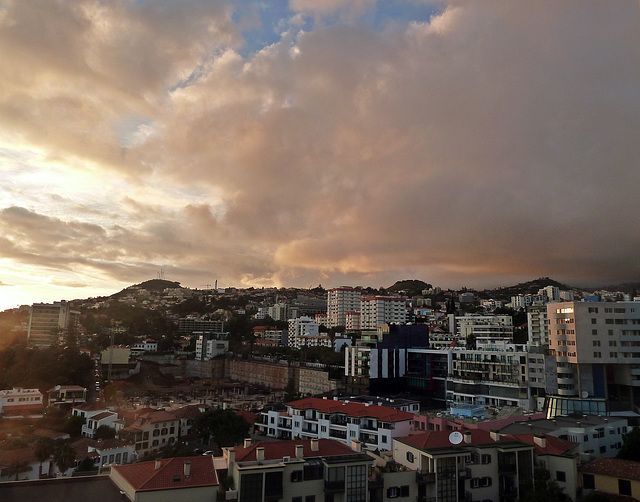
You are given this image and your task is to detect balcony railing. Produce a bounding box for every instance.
[416,471,436,484]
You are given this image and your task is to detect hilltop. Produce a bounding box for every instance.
[111,279,182,298]
[386,280,433,297]
[479,277,573,300]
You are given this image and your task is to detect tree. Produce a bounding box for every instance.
[62,415,85,437]
[284,377,298,402]
[53,443,76,475]
[193,409,250,451]
[618,426,640,461]
[520,467,567,502]
[34,437,55,477]
[75,457,97,472]
[4,460,31,481]
[94,425,116,440]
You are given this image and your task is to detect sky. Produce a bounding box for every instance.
[0,0,639,312]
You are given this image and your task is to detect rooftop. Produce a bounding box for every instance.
[287,397,414,422]
[234,438,360,462]
[581,457,640,481]
[111,456,218,492]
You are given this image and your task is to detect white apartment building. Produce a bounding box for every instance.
[359,296,407,330]
[0,388,43,415]
[345,311,361,331]
[27,301,80,347]
[288,316,319,348]
[449,314,514,342]
[256,397,414,451]
[195,333,229,360]
[327,287,361,328]
[547,300,640,402]
[268,302,289,321]
[527,304,550,346]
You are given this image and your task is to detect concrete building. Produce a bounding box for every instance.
[195,332,229,360]
[27,301,80,347]
[71,437,137,471]
[327,287,361,328]
[288,316,320,348]
[359,296,407,330]
[256,397,414,451]
[449,314,514,342]
[178,317,224,335]
[527,303,550,346]
[546,300,640,414]
[0,388,43,416]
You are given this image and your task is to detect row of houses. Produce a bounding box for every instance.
[0,385,87,416]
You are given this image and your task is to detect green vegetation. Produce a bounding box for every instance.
[193,409,250,451]
[618,426,640,461]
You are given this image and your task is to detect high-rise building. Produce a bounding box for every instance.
[27,301,79,347]
[360,296,407,329]
[546,300,640,416]
[327,287,361,328]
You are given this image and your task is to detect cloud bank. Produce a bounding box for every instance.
[0,0,639,307]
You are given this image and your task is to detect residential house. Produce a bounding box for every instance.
[47,385,87,407]
[71,437,137,471]
[580,457,640,500]
[118,409,180,457]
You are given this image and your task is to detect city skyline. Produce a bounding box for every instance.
[1,1,639,312]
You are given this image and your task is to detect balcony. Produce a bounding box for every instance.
[416,471,436,484]
[324,480,345,493]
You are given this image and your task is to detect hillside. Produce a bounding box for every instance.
[479,277,573,300]
[111,279,182,298]
[386,279,433,297]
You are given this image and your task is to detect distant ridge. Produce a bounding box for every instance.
[480,277,573,299]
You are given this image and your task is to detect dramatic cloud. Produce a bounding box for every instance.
[0,0,638,309]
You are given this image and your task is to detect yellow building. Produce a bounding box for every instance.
[581,457,640,500]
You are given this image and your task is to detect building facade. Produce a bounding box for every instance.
[27,301,80,347]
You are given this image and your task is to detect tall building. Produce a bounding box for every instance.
[27,301,79,347]
[359,296,407,330]
[546,300,640,416]
[327,287,361,328]
[178,317,224,335]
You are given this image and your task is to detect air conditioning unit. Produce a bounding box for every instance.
[283,456,291,463]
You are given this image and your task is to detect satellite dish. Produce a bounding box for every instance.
[581,391,589,398]
[449,431,463,445]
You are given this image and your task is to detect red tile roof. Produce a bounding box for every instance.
[91,411,117,421]
[236,410,257,425]
[0,448,37,468]
[171,405,203,419]
[581,458,640,481]
[287,397,413,422]
[509,434,576,456]
[112,456,218,491]
[235,439,358,462]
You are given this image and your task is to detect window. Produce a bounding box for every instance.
[619,479,632,496]
[480,477,492,487]
[406,452,414,462]
[591,318,597,324]
[593,340,601,346]
[600,446,606,454]
[594,352,602,358]
[556,471,566,482]
[481,454,491,464]
[470,478,480,488]
[583,473,595,489]
[291,470,303,482]
[240,473,263,502]
[305,497,315,502]
[592,329,598,335]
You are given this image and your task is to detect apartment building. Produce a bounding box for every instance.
[0,387,43,416]
[195,332,229,360]
[178,316,224,335]
[227,438,372,502]
[393,429,577,502]
[82,411,119,438]
[256,397,413,451]
[327,287,362,328]
[345,324,430,395]
[27,300,80,347]
[118,409,180,457]
[449,314,514,341]
[527,304,549,346]
[359,296,407,330]
[546,300,640,413]
[288,316,321,348]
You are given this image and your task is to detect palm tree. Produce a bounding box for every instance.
[34,437,55,477]
[5,460,31,481]
[53,443,76,475]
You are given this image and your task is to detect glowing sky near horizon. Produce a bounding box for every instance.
[0,0,639,311]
